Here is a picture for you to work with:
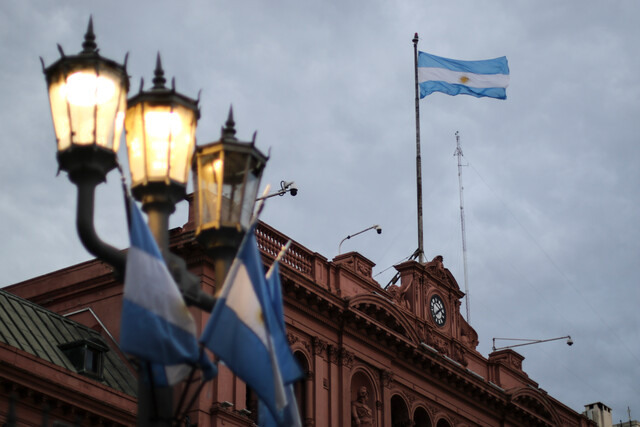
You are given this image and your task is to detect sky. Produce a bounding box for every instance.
[1,0,639,421]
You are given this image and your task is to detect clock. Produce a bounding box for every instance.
[429,295,446,327]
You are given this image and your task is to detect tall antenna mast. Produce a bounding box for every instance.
[455,131,471,322]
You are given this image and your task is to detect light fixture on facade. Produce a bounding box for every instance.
[256,180,298,200]
[338,224,383,254]
[491,335,573,352]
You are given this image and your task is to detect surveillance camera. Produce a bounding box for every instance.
[567,337,573,346]
[289,185,298,196]
[375,225,382,234]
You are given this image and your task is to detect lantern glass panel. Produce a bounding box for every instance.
[195,148,263,232]
[195,150,223,229]
[125,102,197,186]
[47,67,126,153]
[47,73,71,151]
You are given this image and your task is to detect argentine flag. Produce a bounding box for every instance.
[259,261,304,426]
[418,51,509,100]
[121,197,215,386]
[200,225,298,420]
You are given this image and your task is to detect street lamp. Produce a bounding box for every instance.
[193,108,268,285]
[42,17,129,274]
[43,18,270,427]
[125,54,199,252]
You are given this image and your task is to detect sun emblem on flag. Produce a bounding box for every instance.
[459,76,470,84]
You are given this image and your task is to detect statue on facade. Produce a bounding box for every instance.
[352,386,374,426]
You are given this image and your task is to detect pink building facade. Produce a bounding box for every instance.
[4,200,594,427]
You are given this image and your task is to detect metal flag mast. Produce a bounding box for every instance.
[454,131,471,322]
[413,33,425,263]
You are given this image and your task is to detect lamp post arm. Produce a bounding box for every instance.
[492,335,572,351]
[145,204,216,312]
[164,251,216,312]
[339,225,381,254]
[75,179,126,278]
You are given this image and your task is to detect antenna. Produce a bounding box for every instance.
[455,131,471,323]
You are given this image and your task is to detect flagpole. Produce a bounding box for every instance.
[413,33,425,263]
[266,240,292,279]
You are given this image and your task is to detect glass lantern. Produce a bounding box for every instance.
[125,55,199,207]
[43,19,128,181]
[193,110,267,250]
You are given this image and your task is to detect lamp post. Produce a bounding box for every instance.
[42,17,129,275]
[43,18,268,426]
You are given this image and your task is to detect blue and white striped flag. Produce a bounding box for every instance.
[120,197,215,386]
[200,225,300,420]
[418,51,509,99]
[259,261,303,426]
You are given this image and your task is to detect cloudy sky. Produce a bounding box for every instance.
[1,0,638,421]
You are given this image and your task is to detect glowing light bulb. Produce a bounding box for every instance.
[62,72,116,106]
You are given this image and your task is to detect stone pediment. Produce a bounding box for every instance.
[510,387,561,426]
[347,293,420,345]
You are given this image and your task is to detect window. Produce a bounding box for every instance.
[59,338,107,379]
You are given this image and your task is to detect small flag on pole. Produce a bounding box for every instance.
[418,51,509,99]
[120,197,215,385]
[259,260,303,426]
[200,224,299,419]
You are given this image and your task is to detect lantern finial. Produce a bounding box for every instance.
[222,106,237,141]
[81,16,97,54]
[152,53,166,89]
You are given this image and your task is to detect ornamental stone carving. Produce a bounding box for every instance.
[312,337,328,356]
[381,370,394,388]
[339,348,354,368]
[287,333,298,346]
[328,345,339,365]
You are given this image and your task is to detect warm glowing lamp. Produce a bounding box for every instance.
[193,108,267,253]
[125,54,199,209]
[43,18,129,182]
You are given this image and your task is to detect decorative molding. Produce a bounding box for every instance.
[339,348,354,368]
[312,337,328,357]
[302,339,312,355]
[381,370,394,389]
[287,332,298,346]
[453,342,469,367]
[356,259,372,277]
[328,345,339,365]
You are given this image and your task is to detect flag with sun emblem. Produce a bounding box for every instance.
[418,51,509,99]
[200,223,288,420]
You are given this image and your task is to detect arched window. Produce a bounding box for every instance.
[413,406,431,427]
[293,351,310,422]
[391,395,411,427]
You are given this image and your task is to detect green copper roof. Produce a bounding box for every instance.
[0,289,136,396]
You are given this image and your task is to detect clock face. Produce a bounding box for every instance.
[429,295,446,327]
